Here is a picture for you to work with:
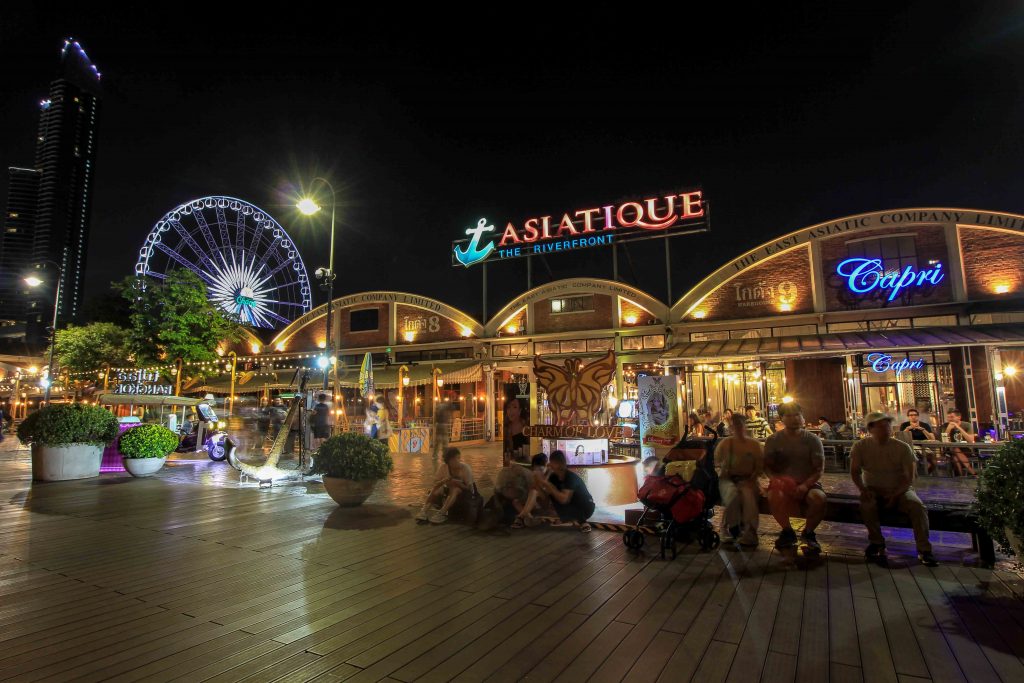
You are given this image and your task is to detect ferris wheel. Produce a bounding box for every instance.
[135,196,312,329]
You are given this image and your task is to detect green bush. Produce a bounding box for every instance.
[311,432,393,480]
[17,403,119,448]
[973,439,1024,556]
[118,423,179,459]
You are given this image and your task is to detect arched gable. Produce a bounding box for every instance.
[485,278,668,337]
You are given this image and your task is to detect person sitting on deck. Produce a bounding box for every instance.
[763,403,826,552]
[502,453,556,528]
[415,447,474,525]
[714,413,764,547]
[851,411,938,567]
[538,450,595,532]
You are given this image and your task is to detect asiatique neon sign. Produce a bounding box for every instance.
[453,190,708,267]
[835,258,944,301]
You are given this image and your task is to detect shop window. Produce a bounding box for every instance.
[642,335,665,349]
[492,344,510,357]
[982,312,1024,324]
[550,295,594,314]
[349,308,379,332]
[847,234,918,277]
[560,339,587,354]
[689,331,729,342]
[535,341,560,355]
[911,315,957,327]
[587,338,614,352]
[730,328,768,339]
[622,336,644,350]
[771,324,818,337]
[828,321,868,333]
[509,342,529,356]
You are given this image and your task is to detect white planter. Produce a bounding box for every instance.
[122,457,167,477]
[322,476,379,507]
[31,443,103,482]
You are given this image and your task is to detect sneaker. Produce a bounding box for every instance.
[800,530,821,553]
[428,509,448,524]
[864,542,886,560]
[918,551,939,567]
[414,507,430,522]
[775,527,798,550]
[738,529,759,547]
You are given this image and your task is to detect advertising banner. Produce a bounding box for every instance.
[638,374,680,459]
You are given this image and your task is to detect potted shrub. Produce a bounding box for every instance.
[311,432,393,506]
[973,439,1024,558]
[18,403,119,481]
[118,423,178,477]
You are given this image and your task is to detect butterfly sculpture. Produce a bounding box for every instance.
[533,350,617,426]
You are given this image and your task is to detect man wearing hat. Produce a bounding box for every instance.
[851,411,938,567]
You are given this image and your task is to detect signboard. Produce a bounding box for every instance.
[836,258,944,301]
[523,425,635,439]
[452,190,708,267]
[638,374,679,450]
[866,353,925,377]
[112,369,172,396]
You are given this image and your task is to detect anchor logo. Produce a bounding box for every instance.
[453,218,496,267]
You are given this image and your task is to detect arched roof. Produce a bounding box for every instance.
[670,207,1024,320]
[485,278,669,337]
[269,290,484,348]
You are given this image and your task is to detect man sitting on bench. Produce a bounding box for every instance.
[851,411,938,567]
[763,403,826,553]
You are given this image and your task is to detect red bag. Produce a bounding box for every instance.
[670,488,705,523]
[639,475,685,507]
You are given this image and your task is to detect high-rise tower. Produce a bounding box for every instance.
[0,38,102,349]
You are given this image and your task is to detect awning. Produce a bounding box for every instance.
[661,324,1024,363]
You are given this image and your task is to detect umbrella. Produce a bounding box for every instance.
[359,352,374,399]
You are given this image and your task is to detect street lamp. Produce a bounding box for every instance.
[296,177,337,390]
[23,260,63,405]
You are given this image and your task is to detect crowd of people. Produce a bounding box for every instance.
[411,401,972,566]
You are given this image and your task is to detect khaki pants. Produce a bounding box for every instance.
[719,477,759,532]
[860,489,932,553]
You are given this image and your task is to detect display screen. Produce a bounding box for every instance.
[197,404,217,422]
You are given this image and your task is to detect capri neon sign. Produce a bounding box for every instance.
[867,353,924,376]
[836,258,944,301]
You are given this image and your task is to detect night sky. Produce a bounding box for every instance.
[3,4,1024,326]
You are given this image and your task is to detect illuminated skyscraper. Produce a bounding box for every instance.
[0,38,102,349]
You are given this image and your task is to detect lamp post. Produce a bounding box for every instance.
[23,260,63,405]
[228,351,238,415]
[296,178,337,390]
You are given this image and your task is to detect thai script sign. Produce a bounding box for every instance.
[113,369,172,395]
[523,424,634,439]
[836,258,944,301]
[733,279,799,309]
[452,190,708,267]
[866,353,925,377]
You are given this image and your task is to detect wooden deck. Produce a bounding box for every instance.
[1,451,1023,682]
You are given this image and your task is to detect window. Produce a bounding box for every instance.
[492,344,510,357]
[587,338,614,352]
[535,341,560,355]
[349,308,379,332]
[689,331,729,342]
[847,235,919,278]
[642,335,665,349]
[559,339,587,354]
[622,336,643,350]
[550,295,594,314]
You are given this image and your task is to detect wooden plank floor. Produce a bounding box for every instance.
[1,449,1023,682]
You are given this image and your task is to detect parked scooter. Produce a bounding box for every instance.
[175,403,230,461]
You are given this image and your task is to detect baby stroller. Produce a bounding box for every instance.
[623,433,721,559]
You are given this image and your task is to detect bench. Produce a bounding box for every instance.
[754,494,996,567]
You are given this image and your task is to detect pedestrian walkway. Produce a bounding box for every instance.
[1,440,1023,681]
